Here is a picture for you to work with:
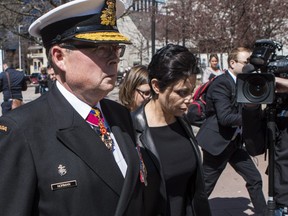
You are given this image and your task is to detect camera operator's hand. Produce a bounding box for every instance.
[275,77,288,93]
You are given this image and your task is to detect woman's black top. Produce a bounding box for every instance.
[150,120,197,216]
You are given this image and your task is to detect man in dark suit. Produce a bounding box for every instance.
[196,47,267,215]
[242,77,288,215]
[0,0,148,215]
[0,60,27,114]
[47,64,56,90]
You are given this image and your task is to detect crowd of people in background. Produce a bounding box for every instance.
[0,63,57,115]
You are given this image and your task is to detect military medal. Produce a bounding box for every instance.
[136,144,148,186]
[87,108,114,151]
[94,108,113,151]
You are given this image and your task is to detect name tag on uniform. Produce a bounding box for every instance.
[51,180,77,191]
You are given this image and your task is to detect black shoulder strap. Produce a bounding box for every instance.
[5,71,13,99]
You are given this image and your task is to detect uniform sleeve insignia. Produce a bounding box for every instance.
[0,124,8,133]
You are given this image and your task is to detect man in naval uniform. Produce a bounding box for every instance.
[0,0,151,215]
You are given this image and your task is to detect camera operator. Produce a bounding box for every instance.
[242,76,288,216]
[197,47,267,215]
[239,39,288,216]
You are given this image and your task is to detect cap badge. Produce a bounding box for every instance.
[101,0,116,26]
[58,164,67,176]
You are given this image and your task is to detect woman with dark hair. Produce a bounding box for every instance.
[118,65,150,112]
[131,44,211,216]
[202,53,223,83]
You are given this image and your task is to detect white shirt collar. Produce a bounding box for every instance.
[227,70,237,83]
[56,81,99,119]
[56,81,127,177]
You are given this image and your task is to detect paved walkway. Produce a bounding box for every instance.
[0,85,269,215]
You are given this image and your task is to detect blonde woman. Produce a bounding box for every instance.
[119,65,150,112]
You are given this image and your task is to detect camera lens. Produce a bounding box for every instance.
[243,75,270,102]
[248,77,267,96]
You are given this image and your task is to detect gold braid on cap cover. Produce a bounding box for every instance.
[74,0,130,43]
[75,32,130,42]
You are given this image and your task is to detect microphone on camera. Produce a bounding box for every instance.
[242,63,256,73]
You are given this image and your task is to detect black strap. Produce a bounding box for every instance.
[5,71,13,99]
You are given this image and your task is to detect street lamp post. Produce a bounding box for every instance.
[151,0,156,56]
[18,25,23,71]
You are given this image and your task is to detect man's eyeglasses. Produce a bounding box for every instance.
[136,88,151,98]
[60,43,126,58]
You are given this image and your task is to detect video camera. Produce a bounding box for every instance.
[237,39,288,104]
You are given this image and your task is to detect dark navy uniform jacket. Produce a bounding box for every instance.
[0,85,147,216]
